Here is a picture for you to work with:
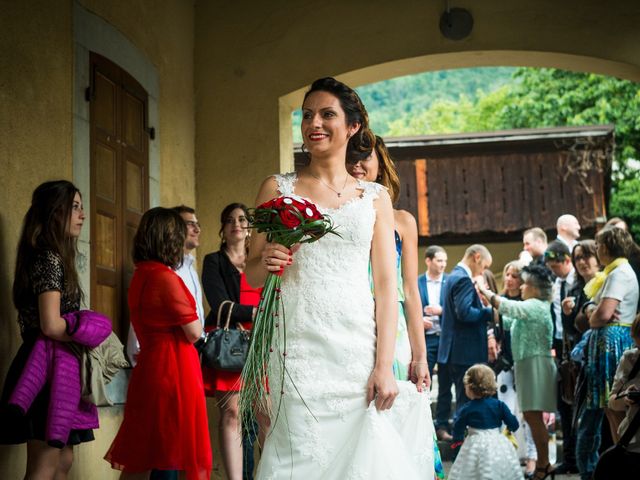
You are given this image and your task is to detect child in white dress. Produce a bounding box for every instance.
[449,364,523,480]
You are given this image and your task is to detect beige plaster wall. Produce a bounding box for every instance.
[194,0,640,259]
[0,1,197,478]
[0,0,74,474]
[80,0,196,207]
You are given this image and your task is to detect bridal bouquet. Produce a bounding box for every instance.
[239,196,339,427]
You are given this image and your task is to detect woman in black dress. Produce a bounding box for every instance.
[1,180,89,479]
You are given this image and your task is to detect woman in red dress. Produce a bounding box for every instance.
[202,203,262,480]
[105,207,211,480]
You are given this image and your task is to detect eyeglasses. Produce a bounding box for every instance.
[185,221,201,229]
[573,254,594,261]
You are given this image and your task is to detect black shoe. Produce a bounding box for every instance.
[553,463,578,474]
[534,464,556,480]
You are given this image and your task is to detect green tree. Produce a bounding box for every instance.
[498,68,640,180]
[609,177,640,239]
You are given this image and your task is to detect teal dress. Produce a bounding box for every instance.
[392,232,412,381]
[392,233,445,479]
[499,297,557,412]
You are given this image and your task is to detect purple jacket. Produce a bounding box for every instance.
[8,310,112,448]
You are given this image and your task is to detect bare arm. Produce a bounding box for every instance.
[589,297,620,328]
[181,319,203,343]
[245,176,292,288]
[366,189,400,410]
[396,209,429,390]
[38,291,72,341]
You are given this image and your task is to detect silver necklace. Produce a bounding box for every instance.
[308,172,350,197]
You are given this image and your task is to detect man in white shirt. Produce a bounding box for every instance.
[418,246,450,441]
[556,214,581,252]
[126,205,205,367]
[418,246,448,378]
[523,227,548,267]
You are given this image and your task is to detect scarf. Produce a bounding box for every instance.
[583,257,628,299]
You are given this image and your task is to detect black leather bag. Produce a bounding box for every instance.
[558,358,579,405]
[200,300,250,372]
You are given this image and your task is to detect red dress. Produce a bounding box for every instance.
[105,261,212,480]
[203,272,261,394]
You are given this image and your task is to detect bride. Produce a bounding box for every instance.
[245,77,434,479]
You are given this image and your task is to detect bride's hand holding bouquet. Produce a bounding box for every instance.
[240,195,339,426]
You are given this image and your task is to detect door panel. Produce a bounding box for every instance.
[90,52,149,341]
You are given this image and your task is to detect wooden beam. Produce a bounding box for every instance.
[415,158,429,236]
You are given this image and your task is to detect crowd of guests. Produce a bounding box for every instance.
[424,215,640,479]
[1,75,640,480]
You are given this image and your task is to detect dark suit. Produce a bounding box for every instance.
[418,272,448,378]
[435,264,492,428]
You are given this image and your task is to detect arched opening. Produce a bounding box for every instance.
[279,50,640,171]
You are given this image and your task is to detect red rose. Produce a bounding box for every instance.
[279,207,302,229]
[296,198,322,220]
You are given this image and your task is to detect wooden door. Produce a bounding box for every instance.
[89,53,149,340]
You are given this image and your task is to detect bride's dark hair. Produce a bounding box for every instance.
[302,77,375,164]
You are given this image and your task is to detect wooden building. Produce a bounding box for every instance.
[295,125,614,244]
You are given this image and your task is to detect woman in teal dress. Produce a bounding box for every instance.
[478,264,557,480]
[349,136,445,479]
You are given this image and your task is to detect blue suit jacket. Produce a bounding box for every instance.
[418,272,448,312]
[437,265,493,366]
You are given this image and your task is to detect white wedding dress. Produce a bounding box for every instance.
[256,173,434,480]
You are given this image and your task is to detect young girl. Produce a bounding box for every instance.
[448,364,522,480]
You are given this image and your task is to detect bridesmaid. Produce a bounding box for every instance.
[348,135,445,479]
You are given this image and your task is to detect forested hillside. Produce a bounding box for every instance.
[292,67,640,237]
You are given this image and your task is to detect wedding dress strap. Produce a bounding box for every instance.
[358,179,385,200]
[273,172,297,196]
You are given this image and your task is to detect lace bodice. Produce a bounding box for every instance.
[274,172,383,287]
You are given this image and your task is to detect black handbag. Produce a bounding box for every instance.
[593,354,640,478]
[200,300,250,372]
[558,334,579,405]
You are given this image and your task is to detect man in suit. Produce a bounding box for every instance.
[418,246,448,378]
[418,245,450,440]
[436,244,493,433]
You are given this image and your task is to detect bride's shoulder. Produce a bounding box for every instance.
[357,179,389,201]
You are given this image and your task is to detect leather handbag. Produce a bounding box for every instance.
[558,334,578,405]
[200,300,250,371]
[593,355,640,478]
